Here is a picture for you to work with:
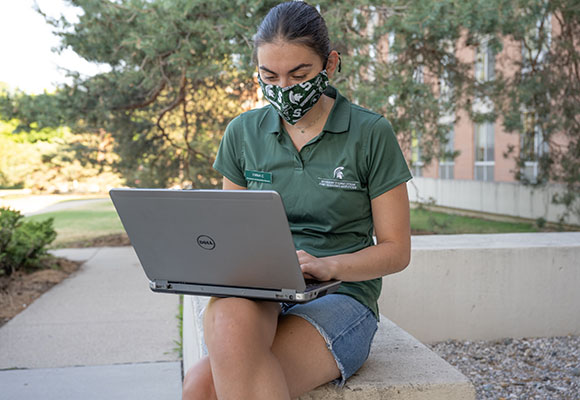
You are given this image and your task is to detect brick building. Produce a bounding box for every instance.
[386,13,579,225]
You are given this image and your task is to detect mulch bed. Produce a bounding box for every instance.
[0,257,81,328]
[0,233,130,328]
[57,233,131,248]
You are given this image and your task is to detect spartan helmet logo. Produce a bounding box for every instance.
[265,85,275,99]
[288,91,304,105]
[333,166,345,179]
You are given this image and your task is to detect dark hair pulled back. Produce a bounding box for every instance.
[253,1,331,66]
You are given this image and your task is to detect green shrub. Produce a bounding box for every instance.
[0,207,56,276]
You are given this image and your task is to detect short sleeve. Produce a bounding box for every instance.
[366,117,412,199]
[213,117,247,187]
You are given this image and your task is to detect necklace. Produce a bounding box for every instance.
[291,96,327,134]
[294,117,321,134]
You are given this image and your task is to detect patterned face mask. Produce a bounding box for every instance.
[258,70,329,125]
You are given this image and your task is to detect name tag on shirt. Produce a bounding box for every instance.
[245,170,273,184]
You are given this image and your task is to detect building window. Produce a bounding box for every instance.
[439,68,453,103]
[411,130,423,177]
[519,14,550,183]
[521,112,548,183]
[439,127,455,179]
[439,161,454,180]
[475,40,495,82]
[387,31,396,63]
[473,38,495,182]
[474,122,494,181]
[439,40,455,104]
[522,14,551,73]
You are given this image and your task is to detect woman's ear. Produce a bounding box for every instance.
[326,50,341,79]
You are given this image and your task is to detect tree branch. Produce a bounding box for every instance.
[115,80,166,111]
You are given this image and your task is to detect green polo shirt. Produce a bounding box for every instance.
[213,86,412,318]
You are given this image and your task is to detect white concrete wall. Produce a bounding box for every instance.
[378,232,580,343]
[407,177,580,226]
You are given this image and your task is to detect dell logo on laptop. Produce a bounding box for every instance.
[197,235,216,250]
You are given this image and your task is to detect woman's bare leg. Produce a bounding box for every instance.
[182,299,341,400]
[182,356,216,400]
[272,315,341,398]
[203,297,290,400]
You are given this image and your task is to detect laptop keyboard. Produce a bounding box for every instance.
[304,279,332,291]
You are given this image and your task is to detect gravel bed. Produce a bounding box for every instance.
[430,335,580,399]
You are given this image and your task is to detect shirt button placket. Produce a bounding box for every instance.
[294,154,304,171]
[298,146,312,171]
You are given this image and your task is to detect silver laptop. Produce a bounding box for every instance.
[109,188,341,302]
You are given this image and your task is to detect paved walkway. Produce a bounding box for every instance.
[0,247,182,399]
[0,194,108,216]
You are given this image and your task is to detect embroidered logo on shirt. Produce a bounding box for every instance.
[318,178,360,190]
[333,166,345,180]
[318,166,361,190]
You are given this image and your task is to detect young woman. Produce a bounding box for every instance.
[182,2,412,399]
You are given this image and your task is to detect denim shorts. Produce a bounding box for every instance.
[280,294,378,386]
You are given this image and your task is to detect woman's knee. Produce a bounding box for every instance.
[182,357,216,400]
[203,297,280,350]
[204,297,259,337]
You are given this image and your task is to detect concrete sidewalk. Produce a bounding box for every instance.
[0,247,182,399]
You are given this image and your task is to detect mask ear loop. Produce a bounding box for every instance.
[325,52,342,73]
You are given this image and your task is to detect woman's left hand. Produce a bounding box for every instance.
[297,250,337,281]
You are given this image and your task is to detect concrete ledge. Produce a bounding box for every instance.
[182,295,209,373]
[183,296,475,399]
[380,232,580,343]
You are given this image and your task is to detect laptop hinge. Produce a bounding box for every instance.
[151,280,169,290]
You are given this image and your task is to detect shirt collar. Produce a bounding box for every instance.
[259,104,281,135]
[258,86,351,135]
[321,86,350,134]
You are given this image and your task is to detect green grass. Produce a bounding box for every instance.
[173,296,184,358]
[23,197,562,248]
[410,208,541,235]
[25,199,124,247]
